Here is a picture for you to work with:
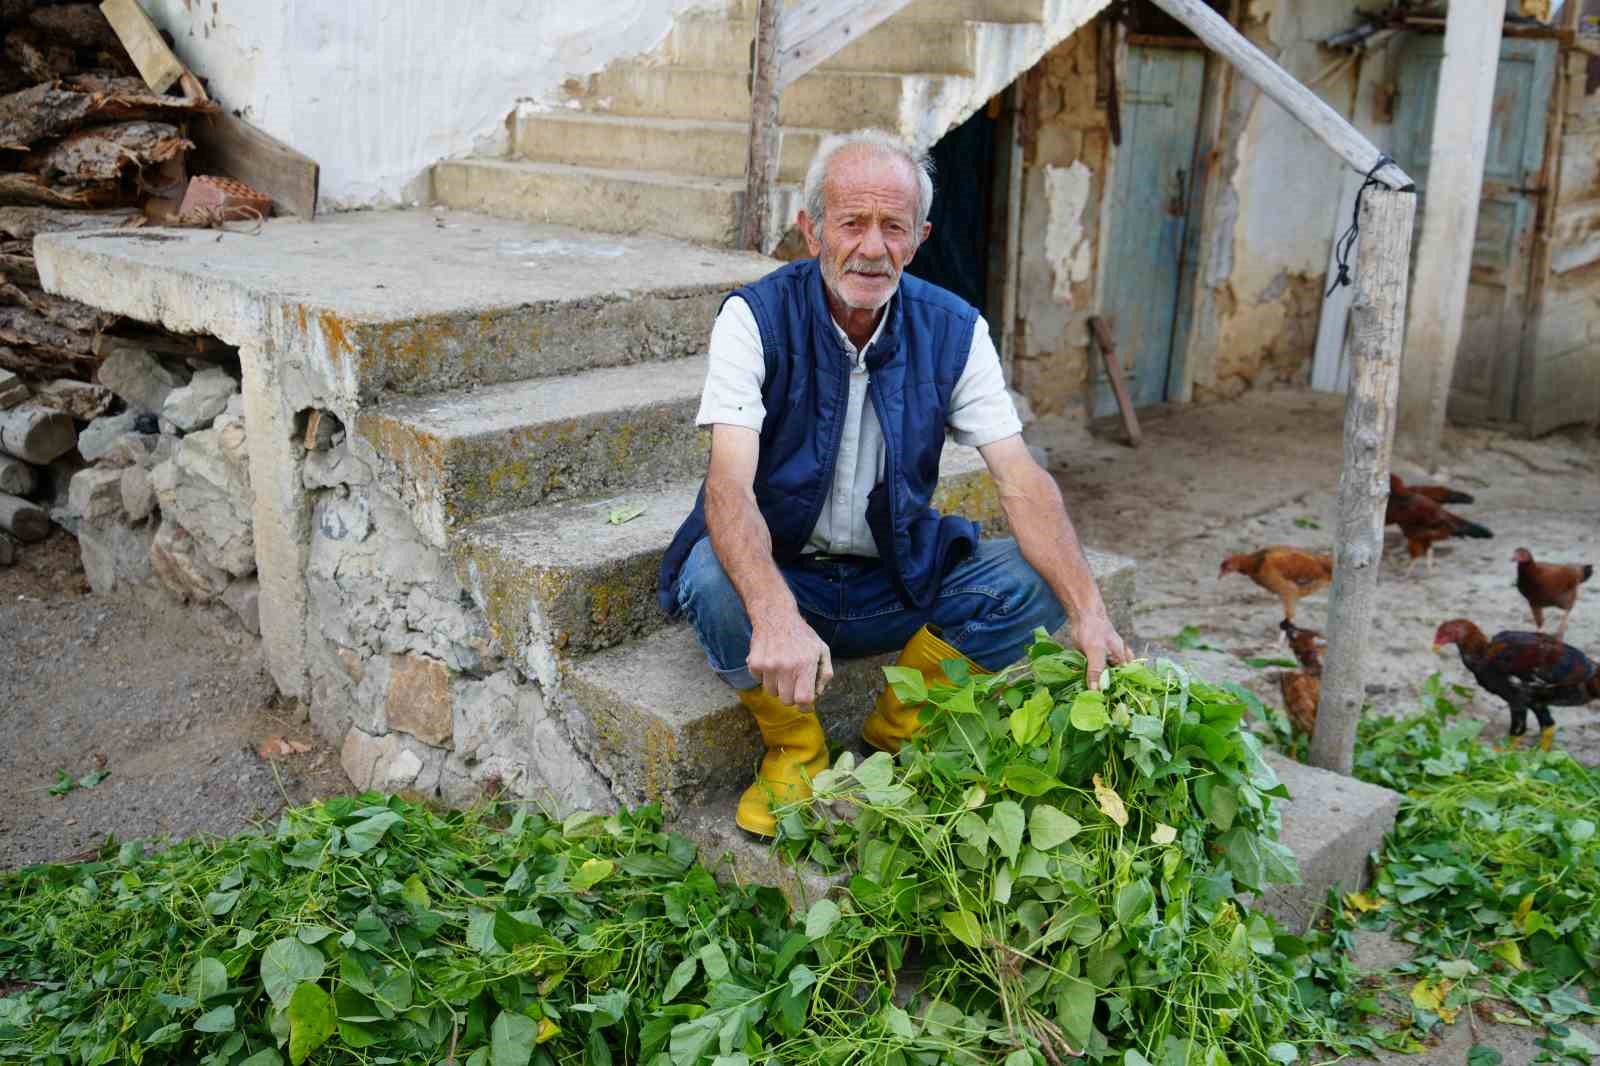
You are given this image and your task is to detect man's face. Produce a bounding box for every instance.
[800,149,931,313]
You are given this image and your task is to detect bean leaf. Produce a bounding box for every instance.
[941,910,982,948]
[805,898,841,940]
[1069,690,1109,732]
[491,1010,539,1066]
[260,939,324,1010]
[989,801,1025,864]
[194,1005,235,1033]
[287,982,335,1064]
[1029,804,1081,851]
[343,810,403,854]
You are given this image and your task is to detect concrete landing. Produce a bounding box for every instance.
[34,211,773,401]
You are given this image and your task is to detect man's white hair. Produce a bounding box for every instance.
[802,129,935,231]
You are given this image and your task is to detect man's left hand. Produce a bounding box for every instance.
[1074,610,1133,692]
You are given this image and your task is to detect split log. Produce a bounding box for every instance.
[0,342,95,380]
[0,453,33,495]
[0,76,213,150]
[29,5,124,52]
[0,204,140,237]
[35,378,111,419]
[0,294,112,342]
[26,119,190,185]
[0,490,46,541]
[0,170,130,208]
[0,365,24,406]
[0,251,37,286]
[6,27,80,83]
[0,401,75,463]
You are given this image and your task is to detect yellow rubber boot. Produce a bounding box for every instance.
[862,625,987,754]
[734,687,830,837]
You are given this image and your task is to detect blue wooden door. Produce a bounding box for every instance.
[1392,35,1557,423]
[1095,46,1206,416]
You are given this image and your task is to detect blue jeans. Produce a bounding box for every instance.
[674,536,1067,690]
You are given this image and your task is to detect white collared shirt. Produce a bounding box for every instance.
[696,293,1021,557]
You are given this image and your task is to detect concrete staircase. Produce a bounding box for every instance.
[432,0,1107,247]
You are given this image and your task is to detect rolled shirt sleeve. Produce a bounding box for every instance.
[695,296,767,433]
[947,316,1023,448]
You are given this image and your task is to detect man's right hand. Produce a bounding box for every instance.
[747,610,833,709]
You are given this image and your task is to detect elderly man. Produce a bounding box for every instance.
[658,129,1130,836]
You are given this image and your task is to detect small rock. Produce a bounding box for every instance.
[303,443,372,489]
[120,465,155,522]
[0,369,28,410]
[77,412,139,462]
[385,653,453,747]
[97,345,189,414]
[159,416,180,436]
[78,518,154,594]
[149,518,229,603]
[132,412,161,435]
[35,380,114,421]
[67,467,123,522]
[222,578,261,635]
[149,458,177,512]
[161,367,237,432]
[98,433,154,468]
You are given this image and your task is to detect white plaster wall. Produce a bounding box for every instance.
[144,0,715,209]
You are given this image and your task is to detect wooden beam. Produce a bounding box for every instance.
[739,0,783,252]
[98,0,184,95]
[190,110,319,220]
[1089,315,1143,447]
[1308,186,1417,776]
[774,0,918,92]
[1396,0,1504,459]
[1149,0,1414,190]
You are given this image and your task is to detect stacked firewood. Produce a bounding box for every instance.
[0,2,218,566]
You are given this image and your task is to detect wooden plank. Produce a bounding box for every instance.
[1089,315,1142,446]
[1150,0,1414,190]
[774,0,918,92]
[739,0,783,251]
[1307,187,1417,776]
[190,110,319,220]
[98,0,184,94]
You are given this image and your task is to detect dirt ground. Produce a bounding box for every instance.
[1038,388,1600,767]
[0,532,347,868]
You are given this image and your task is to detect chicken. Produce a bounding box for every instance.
[1277,620,1326,737]
[1390,474,1474,506]
[1513,547,1593,638]
[1219,547,1334,625]
[1386,475,1493,574]
[1432,618,1600,751]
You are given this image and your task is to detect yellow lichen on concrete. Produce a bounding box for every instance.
[319,311,354,364]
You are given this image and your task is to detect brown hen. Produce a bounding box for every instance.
[1386,475,1492,574]
[1513,547,1593,638]
[1277,620,1326,737]
[1219,546,1334,624]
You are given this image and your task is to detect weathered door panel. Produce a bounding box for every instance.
[1393,35,1556,423]
[1095,45,1205,416]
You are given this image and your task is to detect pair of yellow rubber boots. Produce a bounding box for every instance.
[734,625,983,837]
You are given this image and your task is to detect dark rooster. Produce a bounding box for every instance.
[1277,620,1326,737]
[1432,619,1600,751]
[1386,475,1492,574]
[1390,473,1474,506]
[1512,547,1593,638]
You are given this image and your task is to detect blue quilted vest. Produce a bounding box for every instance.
[657,258,981,615]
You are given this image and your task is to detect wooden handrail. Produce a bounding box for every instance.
[775,0,919,91]
[1150,0,1414,190]
[739,0,918,250]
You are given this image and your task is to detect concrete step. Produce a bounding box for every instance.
[356,355,710,544]
[563,547,1138,814]
[733,0,1047,20]
[668,13,978,76]
[511,112,826,184]
[455,445,1004,658]
[432,158,802,247]
[580,65,969,131]
[667,748,1401,919]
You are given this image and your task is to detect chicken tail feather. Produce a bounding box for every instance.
[1453,517,1493,539]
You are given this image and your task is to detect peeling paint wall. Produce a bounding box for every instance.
[142,0,712,209]
[1013,26,1114,417]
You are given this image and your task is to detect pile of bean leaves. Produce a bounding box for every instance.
[1332,674,1600,1061]
[774,630,1318,1065]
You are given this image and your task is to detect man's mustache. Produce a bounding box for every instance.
[843,257,894,277]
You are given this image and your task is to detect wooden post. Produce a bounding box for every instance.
[1149,0,1413,191]
[739,0,783,252]
[1089,316,1143,447]
[1395,0,1504,460]
[1308,187,1417,775]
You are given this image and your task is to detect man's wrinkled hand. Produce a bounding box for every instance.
[1074,610,1132,692]
[748,611,834,708]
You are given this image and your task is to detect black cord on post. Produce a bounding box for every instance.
[1325,154,1401,297]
